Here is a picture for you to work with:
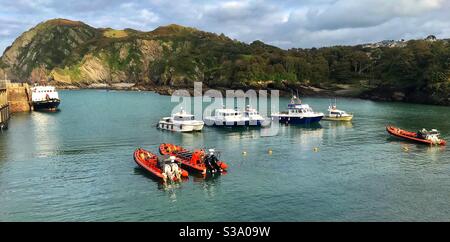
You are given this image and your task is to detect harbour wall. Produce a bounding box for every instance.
[6,83,32,113]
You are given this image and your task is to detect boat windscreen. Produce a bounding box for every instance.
[174,116,194,121]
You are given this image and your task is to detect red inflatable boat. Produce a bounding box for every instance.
[133,148,188,181]
[159,143,228,174]
[386,125,446,146]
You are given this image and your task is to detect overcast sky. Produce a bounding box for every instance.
[1,0,450,53]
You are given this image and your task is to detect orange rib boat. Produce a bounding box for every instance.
[386,125,446,146]
[159,143,228,174]
[133,148,188,181]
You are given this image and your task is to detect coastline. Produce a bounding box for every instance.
[53,82,450,106]
[54,82,366,98]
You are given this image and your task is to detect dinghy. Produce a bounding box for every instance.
[133,148,188,182]
[159,143,228,174]
[386,125,446,146]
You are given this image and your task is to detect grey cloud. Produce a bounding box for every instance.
[302,0,446,31]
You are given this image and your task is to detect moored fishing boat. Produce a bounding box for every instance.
[157,108,204,132]
[204,107,262,127]
[133,148,188,182]
[386,125,446,146]
[159,143,228,174]
[271,95,323,124]
[322,102,353,121]
[243,105,266,126]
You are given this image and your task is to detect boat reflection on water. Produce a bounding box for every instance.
[426,146,446,163]
[193,174,222,199]
[31,111,61,158]
[209,125,262,141]
[134,167,186,201]
[179,131,205,147]
[324,120,353,140]
[324,120,353,129]
[395,143,447,168]
[388,139,446,163]
[278,122,323,137]
[158,182,182,202]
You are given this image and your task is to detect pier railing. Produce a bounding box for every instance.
[0,87,10,130]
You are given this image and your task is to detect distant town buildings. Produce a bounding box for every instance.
[362,39,407,48]
[363,35,440,49]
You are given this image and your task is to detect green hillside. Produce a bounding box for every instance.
[1,18,449,105]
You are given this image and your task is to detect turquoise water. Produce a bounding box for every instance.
[1,90,450,221]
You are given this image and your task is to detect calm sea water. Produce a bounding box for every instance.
[1,90,450,221]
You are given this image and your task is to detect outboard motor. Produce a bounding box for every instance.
[204,149,222,173]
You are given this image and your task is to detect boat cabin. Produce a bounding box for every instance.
[214,108,242,117]
[329,109,347,116]
[286,103,314,114]
[244,105,259,116]
[172,108,196,121]
[173,115,195,121]
[31,85,59,102]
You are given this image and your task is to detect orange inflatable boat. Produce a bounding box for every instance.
[133,148,188,181]
[159,143,228,174]
[386,125,446,146]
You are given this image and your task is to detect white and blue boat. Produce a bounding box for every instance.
[271,96,323,124]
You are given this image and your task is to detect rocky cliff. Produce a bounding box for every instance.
[1,19,243,89]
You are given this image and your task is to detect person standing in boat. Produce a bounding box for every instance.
[158,155,175,180]
[204,149,222,173]
[169,156,182,179]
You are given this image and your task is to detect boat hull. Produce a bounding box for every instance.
[158,122,204,132]
[386,125,446,146]
[322,115,353,121]
[204,119,263,127]
[32,99,60,111]
[272,115,323,125]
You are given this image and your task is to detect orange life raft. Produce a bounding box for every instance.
[386,125,446,146]
[159,143,228,173]
[133,148,188,181]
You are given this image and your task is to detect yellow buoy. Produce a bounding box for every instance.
[313,147,319,152]
[268,149,273,155]
[242,151,247,156]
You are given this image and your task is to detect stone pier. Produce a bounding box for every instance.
[6,83,32,113]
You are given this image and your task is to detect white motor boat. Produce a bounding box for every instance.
[204,107,263,126]
[158,108,204,132]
